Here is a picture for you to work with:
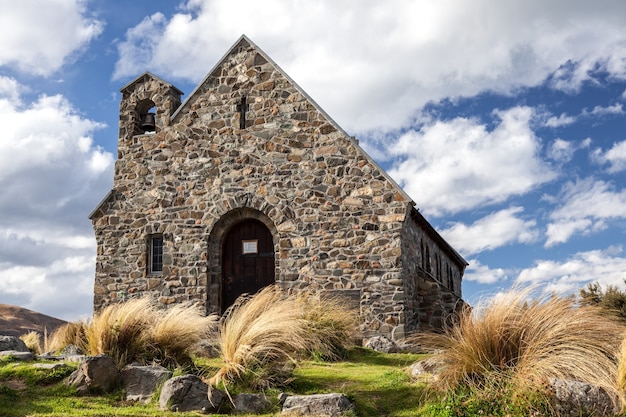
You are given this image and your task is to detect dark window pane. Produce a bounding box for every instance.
[150,236,163,273]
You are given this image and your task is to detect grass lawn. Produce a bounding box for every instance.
[0,348,428,417]
[290,349,427,417]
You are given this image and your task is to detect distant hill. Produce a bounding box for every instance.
[0,304,67,337]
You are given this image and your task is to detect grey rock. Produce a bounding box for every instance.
[192,339,221,358]
[0,350,34,361]
[550,379,618,417]
[0,335,28,352]
[407,357,443,382]
[38,351,85,362]
[363,336,397,353]
[62,354,86,362]
[66,354,119,395]
[121,364,172,403]
[61,344,83,356]
[233,393,271,414]
[277,391,289,405]
[33,363,68,370]
[159,374,226,412]
[282,393,355,417]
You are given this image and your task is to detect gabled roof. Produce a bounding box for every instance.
[120,71,184,96]
[171,34,414,205]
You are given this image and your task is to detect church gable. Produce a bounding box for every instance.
[173,36,346,138]
[91,35,465,341]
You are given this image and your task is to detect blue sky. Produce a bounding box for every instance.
[2,0,626,321]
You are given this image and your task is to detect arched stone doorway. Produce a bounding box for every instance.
[206,208,278,315]
[221,219,275,313]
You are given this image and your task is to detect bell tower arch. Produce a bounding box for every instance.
[117,72,183,151]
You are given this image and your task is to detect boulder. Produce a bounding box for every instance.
[121,364,172,403]
[33,363,69,370]
[0,335,28,352]
[61,344,83,356]
[407,357,443,383]
[66,354,119,395]
[550,379,619,417]
[363,336,397,353]
[232,393,271,414]
[281,393,355,417]
[0,350,34,361]
[159,374,226,413]
[192,338,221,358]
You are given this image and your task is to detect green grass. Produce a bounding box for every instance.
[5,347,604,417]
[289,348,427,417]
[0,348,429,417]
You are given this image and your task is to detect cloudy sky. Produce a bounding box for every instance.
[2,0,626,321]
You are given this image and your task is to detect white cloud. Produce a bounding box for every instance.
[592,140,626,173]
[544,103,623,130]
[0,255,95,322]
[584,103,625,116]
[113,13,169,82]
[547,138,575,163]
[545,113,576,128]
[0,0,103,76]
[441,207,538,256]
[387,106,556,216]
[0,80,114,320]
[463,259,510,284]
[516,246,626,295]
[545,179,626,246]
[0,77,22,103]
[112,0,626,133]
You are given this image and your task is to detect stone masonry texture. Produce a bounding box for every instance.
[90,36,467,340]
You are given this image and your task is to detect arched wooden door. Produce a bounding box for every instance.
[221,219,275,313]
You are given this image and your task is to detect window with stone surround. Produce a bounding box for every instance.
[148,235,163,274]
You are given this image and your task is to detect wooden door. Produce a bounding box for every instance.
[221,219,275,313]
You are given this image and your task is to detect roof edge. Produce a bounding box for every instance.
[88,189,115,220]
[410,207,468,269]
[120,71,184,95]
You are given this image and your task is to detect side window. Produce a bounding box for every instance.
[149,235,164,274]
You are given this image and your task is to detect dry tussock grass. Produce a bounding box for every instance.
[420,288,625,405]
[148,302,219,366]
[85,296,153,365]
[19,331,42,354]
[300,293,358,360]
[47,321,88,353]
[208,286,358,389]
[48,296,216,367]
[617,338,626,396]
[208,286,310,388]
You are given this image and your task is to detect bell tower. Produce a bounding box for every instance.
[117,72,183,154]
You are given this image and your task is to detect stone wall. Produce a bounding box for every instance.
[401,210,464,334]
[91,37,465,340]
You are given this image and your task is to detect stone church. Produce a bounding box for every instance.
[89,35,467,341]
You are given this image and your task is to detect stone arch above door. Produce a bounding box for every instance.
[206,208,278,315]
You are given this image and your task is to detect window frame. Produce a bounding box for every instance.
[148,234,164,274]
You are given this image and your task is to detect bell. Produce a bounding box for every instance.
[140,112,156,132]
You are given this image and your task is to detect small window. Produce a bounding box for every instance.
[149,235,163,274]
